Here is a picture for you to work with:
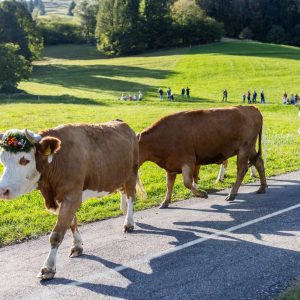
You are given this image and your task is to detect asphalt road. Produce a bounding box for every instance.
[1,171,300,300]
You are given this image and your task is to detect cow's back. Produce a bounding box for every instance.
[139,106,262,171]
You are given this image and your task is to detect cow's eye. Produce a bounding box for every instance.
[19,157,30,166]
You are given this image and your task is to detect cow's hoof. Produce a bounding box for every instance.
[194,191,208,199]
[256,186,267,194]
[123,224,134,233]
[69,246,83,258]
[159,202,169,209]
[225,194,236,202]
[37,267,56,280]
[199,192,208,199]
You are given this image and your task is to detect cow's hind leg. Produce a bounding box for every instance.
[37,193,81,280]
[182,164,207,198]
[251,154,268,194]
[225,153,248,201]
[69,215,83,258]
[159,172,177,209]
[122,172,137,232]
[120,189,127,215]
[216,160,228,183]
[193,164,200,189]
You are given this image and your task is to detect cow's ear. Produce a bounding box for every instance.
[36,137,61,156]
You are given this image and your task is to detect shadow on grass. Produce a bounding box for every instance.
[0,93,106,106]
[30,64,178,96]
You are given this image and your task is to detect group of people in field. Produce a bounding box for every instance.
[242,90,266,104]
[282,92,299,105]
[118,88,299,105]
[158,86,190,101]
[119,91,143,101]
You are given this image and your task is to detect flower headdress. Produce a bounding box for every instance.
[0,130,34,153]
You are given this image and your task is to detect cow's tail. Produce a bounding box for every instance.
[136,172,147,199]
[249,122,263,166]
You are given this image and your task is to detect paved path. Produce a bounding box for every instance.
[1,172,300,299]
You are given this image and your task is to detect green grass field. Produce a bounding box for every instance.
[0,40,299,246]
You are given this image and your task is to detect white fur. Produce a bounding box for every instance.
[82,189,109,202]
[120,191,127,215]
[250,166,257,177]
[0,149,40,199]
[124,196,134,227]
[216,164,226,182]
[192,182,199,189]
[44,247,58,270]
[72,230,83,248]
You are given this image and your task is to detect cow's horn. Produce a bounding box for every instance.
[24,129,42,144]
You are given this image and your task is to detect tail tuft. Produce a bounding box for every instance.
[136,172,147,199]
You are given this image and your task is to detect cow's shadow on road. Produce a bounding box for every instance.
[42,178,300,299]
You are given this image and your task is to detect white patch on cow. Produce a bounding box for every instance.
[53,125,66,130]
[216,164,226,182]
[192,182,199,189]
[44,247,58,270]
[72,230,83,247]
[48,154,54,164]
[82,189,109,202]
[124,196,134,227]
[0,149,40,199]
[120,191,127,215]
[250,166,257,177]
[48,201,61,215]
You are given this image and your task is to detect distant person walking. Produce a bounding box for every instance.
[252,90,257,104]
[181,87,185,98]
[166,87,171,100]
[222,89,228,102]
[242,92,246,103]
[260,90,265,104]
[247,91,251,103]
[186,87,190,98]
[158,88,163,100]
[138,91,143,101]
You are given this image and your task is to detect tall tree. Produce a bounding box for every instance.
[96,0,144,55]
[0,43,31,93]
[143,0,173,49]
[74,0,99,41]
[0,0,43,61]
[171,0,223,45]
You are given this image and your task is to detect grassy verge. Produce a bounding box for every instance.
[0,40,299,246]
[278,280,300,300]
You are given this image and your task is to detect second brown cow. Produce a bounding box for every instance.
[138,106,267,208]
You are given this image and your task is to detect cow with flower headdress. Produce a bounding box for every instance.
[0,120,139,280]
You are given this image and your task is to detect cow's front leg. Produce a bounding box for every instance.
[69,215,83,258]
[123,196,134,232]
[160,172,176,209]
[37,196,81,280]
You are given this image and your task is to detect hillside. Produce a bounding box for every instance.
[21,40,300,104]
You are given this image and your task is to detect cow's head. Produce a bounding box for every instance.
[0,129,61,200]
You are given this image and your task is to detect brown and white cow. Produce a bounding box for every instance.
[138,106,267,208]
[0,120,138,280]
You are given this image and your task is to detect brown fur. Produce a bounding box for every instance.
[35,121,138,212]
[138,106,267,206]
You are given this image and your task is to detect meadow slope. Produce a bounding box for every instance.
[0,40,299,246]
